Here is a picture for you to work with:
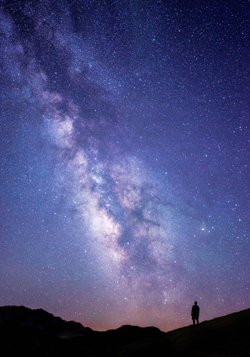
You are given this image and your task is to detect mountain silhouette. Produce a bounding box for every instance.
[0,305,249,356]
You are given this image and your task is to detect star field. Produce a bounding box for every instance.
[0,0,249,331]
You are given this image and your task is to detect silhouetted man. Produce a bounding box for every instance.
[191,301,200,325]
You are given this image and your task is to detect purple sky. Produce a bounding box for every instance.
[0,0,249,331]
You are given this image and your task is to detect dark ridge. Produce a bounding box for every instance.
[0,305,249,356]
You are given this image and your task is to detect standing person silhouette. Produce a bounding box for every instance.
[191,301,200,325]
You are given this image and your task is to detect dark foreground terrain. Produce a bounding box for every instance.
[0,305,249,356]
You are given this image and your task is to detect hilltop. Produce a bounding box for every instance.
[0,305,249,356]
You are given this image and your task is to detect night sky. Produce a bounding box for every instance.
[0,0,249,332]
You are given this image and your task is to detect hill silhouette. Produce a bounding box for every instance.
[0,305,249,356]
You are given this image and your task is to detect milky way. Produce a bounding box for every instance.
[0,1,249,331]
